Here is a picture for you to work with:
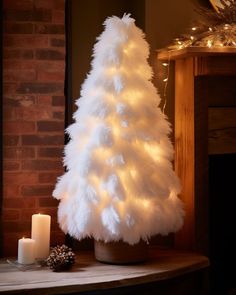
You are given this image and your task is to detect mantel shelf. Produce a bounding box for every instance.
[157,46,236,60]
[0,248,209,295]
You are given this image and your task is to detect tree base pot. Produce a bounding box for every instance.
[94,240,148,264]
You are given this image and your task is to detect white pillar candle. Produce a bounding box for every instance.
[31,213,51,259]
[18,237,35,264]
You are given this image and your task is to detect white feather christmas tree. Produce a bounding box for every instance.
[53,14,184,246]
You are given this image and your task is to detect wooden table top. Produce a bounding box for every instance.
[0,248,209,295]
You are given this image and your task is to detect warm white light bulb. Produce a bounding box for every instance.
[162,63,168,67]
[191,27,197,31]
[207,40,212,48]
[163,78,168,82]
[142,200,150,209]
[130,169,137,178]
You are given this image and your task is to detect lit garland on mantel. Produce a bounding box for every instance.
[168,0,236,50]
[170,23,235,49]
[160,0,236,101]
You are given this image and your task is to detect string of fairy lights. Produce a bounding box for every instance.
[160,0,236,109]
[171,23,236,49]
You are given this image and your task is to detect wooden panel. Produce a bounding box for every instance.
[174,57,195,250]
[0,249,209,294]
[209,107,236,154]
[200,76,236,107]
[195,56,236,76]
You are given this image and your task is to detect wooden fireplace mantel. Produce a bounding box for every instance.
[157,46,236,60]
[157,46,236,254]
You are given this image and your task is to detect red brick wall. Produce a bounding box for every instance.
[2,0,66,256]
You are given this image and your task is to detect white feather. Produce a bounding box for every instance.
[101,206,121,235]
[90,124,113,147]
[106,154,125,167]
[102,174,125,200]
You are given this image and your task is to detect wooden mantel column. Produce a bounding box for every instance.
[175,56,196,251]
[158,47,236,254]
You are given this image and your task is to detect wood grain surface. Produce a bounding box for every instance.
[157,48,236,254]
[157,47,236,61]
[0,248,209,295]
[209,107,236,154]
[174,57,195,251]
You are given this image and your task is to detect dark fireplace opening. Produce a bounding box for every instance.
[209,154,236,294]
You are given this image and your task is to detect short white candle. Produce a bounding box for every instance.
[18,237,35,264]
[31,213,51,259]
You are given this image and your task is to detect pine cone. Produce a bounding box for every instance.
[46,245,75,272]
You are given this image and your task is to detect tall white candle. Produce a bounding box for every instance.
[18,237,35,264]
[31,213,51,259]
